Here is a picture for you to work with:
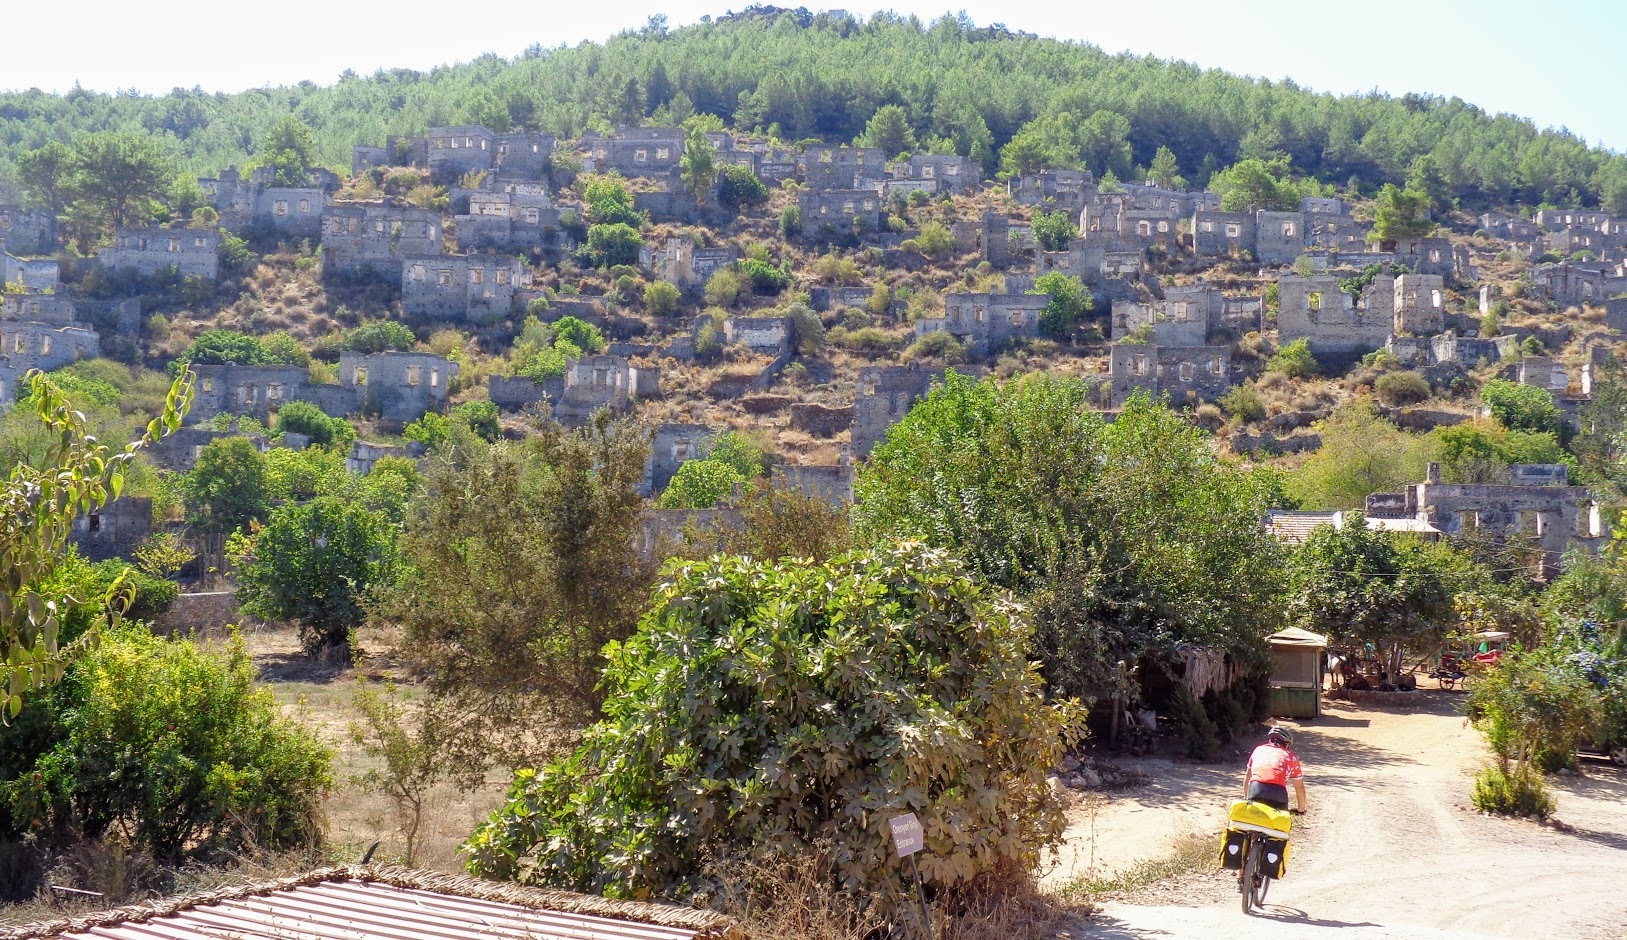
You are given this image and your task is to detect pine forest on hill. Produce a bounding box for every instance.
[0,7,1624,212]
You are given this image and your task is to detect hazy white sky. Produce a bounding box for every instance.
[6,0,1623,151]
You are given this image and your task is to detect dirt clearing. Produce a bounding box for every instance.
[1063,693,1627,939]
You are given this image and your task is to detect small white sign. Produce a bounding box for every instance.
[889,813,923,858]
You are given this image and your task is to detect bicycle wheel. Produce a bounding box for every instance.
[1240,838,1260,915]
[1254,868,1272,908]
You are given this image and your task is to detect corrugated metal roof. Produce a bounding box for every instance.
[1263,510,1340,543]
[6,867,736,940]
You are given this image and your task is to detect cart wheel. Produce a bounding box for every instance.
[1610,746,1627,768]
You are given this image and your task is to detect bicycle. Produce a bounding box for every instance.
[1234,807,1301,915]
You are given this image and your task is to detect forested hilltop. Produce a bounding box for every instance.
[1,7,1623,211]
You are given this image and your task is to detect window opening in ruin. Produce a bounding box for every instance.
[40,335,51,355]
[1178,361,1194,382]
[1201,220,1214,233]
[1132,354,1148,376]
[635,149,648,163]
[167,238,179,252]
[268,383,283,401]
[1282,222,1295,237]
[438,270,452,286]
[87,514,100,533]
[406,367,421,386]
[202,377,213,392]
[1137,221,1151,237]
[430,369,440,388]
[299,199,310,213]
[471,269,484,285]
[1211,357,1225,376]
[355,367,368,386]
[657,148,670,160]
[1430,289,1442,308]
[1309,291,1322,311]
[1225,223,1241,238]
[410,265,425,282]
[274,200,288,216]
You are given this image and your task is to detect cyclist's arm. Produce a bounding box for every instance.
[1241,764,1253,798]
[1293,777,1307,813]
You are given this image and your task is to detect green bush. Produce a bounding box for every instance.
[705,268,744,307]
[1268,338,1318,378]
[1471,764,1554,819]
[586,222,643,268]
[452,400,501,442]
[718,164,769,210]
[740,257,791,294]
[552,315,606,354]
[346,320,417,354]
[465,545,1083,918]
[1374,370,1431,407]
[273,400,355,450]
[644,280,681,317]
[913,221,955,258]
[658,458,746,509]
[0,627,332,863]
[902,330,967,364]
[1219,383,1266,423]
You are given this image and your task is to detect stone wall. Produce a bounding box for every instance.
[154,591,241,636]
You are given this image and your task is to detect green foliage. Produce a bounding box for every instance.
[717,164,769,210]
[1289,402,1431,509]
[178,329,268,367]
[264,444,348,502]
[679,124,716,203]
[585,222,643,268]
[1428,418,1566,484]
[778,204,801,238]
[1211,158,1301,212]
[133,532,196,580]
[402,412,450,451]
[704,267,745,307]
[348,682,452,865]
[582,174,640,227]
[643,279,681,317]
[273,400,355,449]
[464,544,1083,916]
[451,400,500,443]
[552,315,606,354]
[913,221,955,258]
[218,229,254,268]
[66,131,177,231]
[902,330,967,364]
[658,458,747,509]
[855,376,1282,700]
[1267,338,1318,378]
[1146,145,1186,189]
[739,257,791,294]
[1219,382,1266,424]
[377,420,654,771]
[1028,271,1091,337]
[1374,370,1431,406]
[860,103,916,157]
[182,436,271,534]
[346,320,417,354]
[1471,764,1555,819]
[0,627,331,862]
[1371,184,1435,242]
[232,495,399,655]
[1481,379,1564,437]
[1032,209,1077,252]
[785,302,826,354]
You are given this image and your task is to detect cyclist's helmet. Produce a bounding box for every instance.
[1266,726,1294,747]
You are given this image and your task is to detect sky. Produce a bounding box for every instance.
[6,0,1623,152]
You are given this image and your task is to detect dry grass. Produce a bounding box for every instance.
[1058,830,1218,900]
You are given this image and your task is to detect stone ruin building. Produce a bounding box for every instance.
[798,189,888,237]
[487,355,660,426]
[0,205,58,255]
[453,185,562,252]
[583,127,684,178]
[402,254,523,321]
[799,146,890,190]
[98,227,219,280]
[186,352,456,426]
[641,237,739,287]
[0,295,101,403]
[1105,343,1233,408]
[322,204,441,275]
[638,423,717,497]
[1011,170,1097,211]
[1276,273,1396,361]
[851,363,945,457]
[198,166,330,238]
[1365,462,1602,575]
[1111,286,1262,346]
[914,292,1048,355]
[1,248,59,292]
[772,456,855,507]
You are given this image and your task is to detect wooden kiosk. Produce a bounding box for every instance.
[1267,627,1329,719]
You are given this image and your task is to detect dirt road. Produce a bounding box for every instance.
[1065,694,1627,939]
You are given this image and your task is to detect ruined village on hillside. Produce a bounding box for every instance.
[4,10,1627,936]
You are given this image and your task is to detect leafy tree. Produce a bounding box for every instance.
[670,482,852,563]
[0,627,331,863]
[778,204,801,238]
[860,103,916,157]
[177,329,268,367]
[1267,338,1318,377]
[1407,154,1452,213]
[374,419,653,772]
[1481,379,1564,437]
[402,412,451,451]
[464,544,1083,919]
[182,436,271,535]
[68,131,176,231]
[1371,184,1435,243]
[679,124,716,203]
[1286,521,1468,673]
[717,164,768,210]
[658,458,746,509]
[998,130,1050,178]
[346,320,416,354]
[273,400,355,449]
[348,682,452,865]
[786,301,825,354]
[259,331,310,367]
[1428,419,1565,484]
[1211,158,1298,212]
[551,315,605,354]
[912,221,954,258]
[855,375,1282,700]
[16,140,73,217]
[0,367,188,713]
[585,222,642,268]
[740,257,791,293]
[705,267,744,307]
[582,174,640,227]
[644,279,681,317]
[1028,271,1091,337]
[232,495,398,655]
[258,115,320,187]
[1032,209,1076,252]
[451,400,500,443]
[1289,402,1430,510]
[1077,109,1133,179]
[1146,145,1186,189]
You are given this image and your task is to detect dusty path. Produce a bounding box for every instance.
[1068,694,1627,939]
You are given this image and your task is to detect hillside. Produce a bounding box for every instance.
[0,8,1624,212]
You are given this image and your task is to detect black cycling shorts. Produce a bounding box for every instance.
[1246,780,1290,810]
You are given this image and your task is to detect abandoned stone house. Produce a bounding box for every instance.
[427,126,496,181]
[640,237,739,287]
[1299,196,1348,215]
[1191,211,1257,259]
[751,147,801,183]
[1255,211,1308,266]
[454,190,562,252]
[187,362,323,423]
[1277,273,1395,359]
[585,126,684,177]
[198,166,327,237]
[1509,355,1581,397]
[1166,285,1264,337]
[68,495,152,562]
[556,355,660,425]
[915,292,1047,355]
[1,247,58,292]
[322,204,442,274]
[892,155,980,193]
[799,146,890,190]
[402,254,523,321]
[798,189,887,237]
[1309,214,1371,252]
[338,351,458,423]
[1112,292,1219,346]
[0,205,58,255]
[491,132,558,181]
[0,297,101,402]
[346,440,425,476]
[639,423,717,497]
[1392,273,1447,335]
[351,135,428,175]
[1114,182,1219,218]
[1535,209,1618,231]
[1081,196,1180,250]
[98,227,219,280]
[1382,236,1457,279]
[1413,332,1516,368]
[1607,296,1627,332]
[719,314,794,356]
[772,458,855,506]
[851,363,945,457]
[1365,463,1603,574]
[1011,170,1096,210]
[1105,343,1232,408]
[1480,212,1540,242]
[1531,260,1627,307]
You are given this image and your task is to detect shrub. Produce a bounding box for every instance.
[786,302,826,355]
[1028,272,1091,337]
[644,280,681,317]
[273,400,355,450]
[718,164,769,210]
[465,545,1084,919]
[1481,379,1564,436]
[740,257,791,294]
[585,223,643,268]
[778,204,801,238]
[1267,338,1318,378]
[1219,383,1266,423]
[1032,209,1076,252]
[452,400,501,442]
[1374,370,1431,406]
[903,330,967,364]
[658,458,747,509]
[1471,764,1555,819]
[705,268,744,307]
[346,320,416,354]
[0,627,332,864]
[552,315,606,354]
[831,326,904,356]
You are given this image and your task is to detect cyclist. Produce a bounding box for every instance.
[1242,725,1307,814]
